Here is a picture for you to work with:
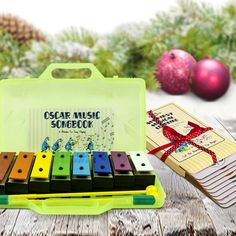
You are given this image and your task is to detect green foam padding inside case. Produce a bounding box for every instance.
[0,195,8,205]
[133,195,155,205]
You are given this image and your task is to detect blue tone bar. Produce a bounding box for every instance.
[73,152,90,176]
[93,151,112,174]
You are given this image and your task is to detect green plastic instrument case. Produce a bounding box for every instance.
[0,63,166,214]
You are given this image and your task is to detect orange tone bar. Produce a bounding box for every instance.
[9,152,34,181]
[0,152,15,181]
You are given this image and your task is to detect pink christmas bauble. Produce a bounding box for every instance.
[191,59,231,100]
[155,49,196,94]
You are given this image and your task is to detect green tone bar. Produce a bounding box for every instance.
[52,152,71,177]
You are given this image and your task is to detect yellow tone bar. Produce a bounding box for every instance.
[31,152,53,179]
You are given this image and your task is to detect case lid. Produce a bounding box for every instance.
[0,63,146,152]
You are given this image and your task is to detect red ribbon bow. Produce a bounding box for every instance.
[147,110,217,164]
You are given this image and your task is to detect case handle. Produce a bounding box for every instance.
[39,63,104,80]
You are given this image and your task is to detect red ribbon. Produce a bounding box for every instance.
[147,110,217,164]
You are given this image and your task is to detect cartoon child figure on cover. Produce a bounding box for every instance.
[42,137,50,152]
[86,137,94,152]
[65,137,78,152]
[52,138,63,152]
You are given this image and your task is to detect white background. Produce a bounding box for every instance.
[0,0,231,34]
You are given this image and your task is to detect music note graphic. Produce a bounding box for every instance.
[101,117,110,132]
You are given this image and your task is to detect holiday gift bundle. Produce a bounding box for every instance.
[0,62,235,212]
[146,103,236,207]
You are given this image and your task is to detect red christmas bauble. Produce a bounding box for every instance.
[191,59,231,100]
[156,49,196,94]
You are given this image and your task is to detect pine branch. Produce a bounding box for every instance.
[1,0,236,88]
[57,27,98,47]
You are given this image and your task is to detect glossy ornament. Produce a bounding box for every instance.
[155,49,196,94]
[191,59,231,100]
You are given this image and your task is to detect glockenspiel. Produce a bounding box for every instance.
[0,151,156,194]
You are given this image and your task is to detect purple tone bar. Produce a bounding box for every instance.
[111,151,132,172]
